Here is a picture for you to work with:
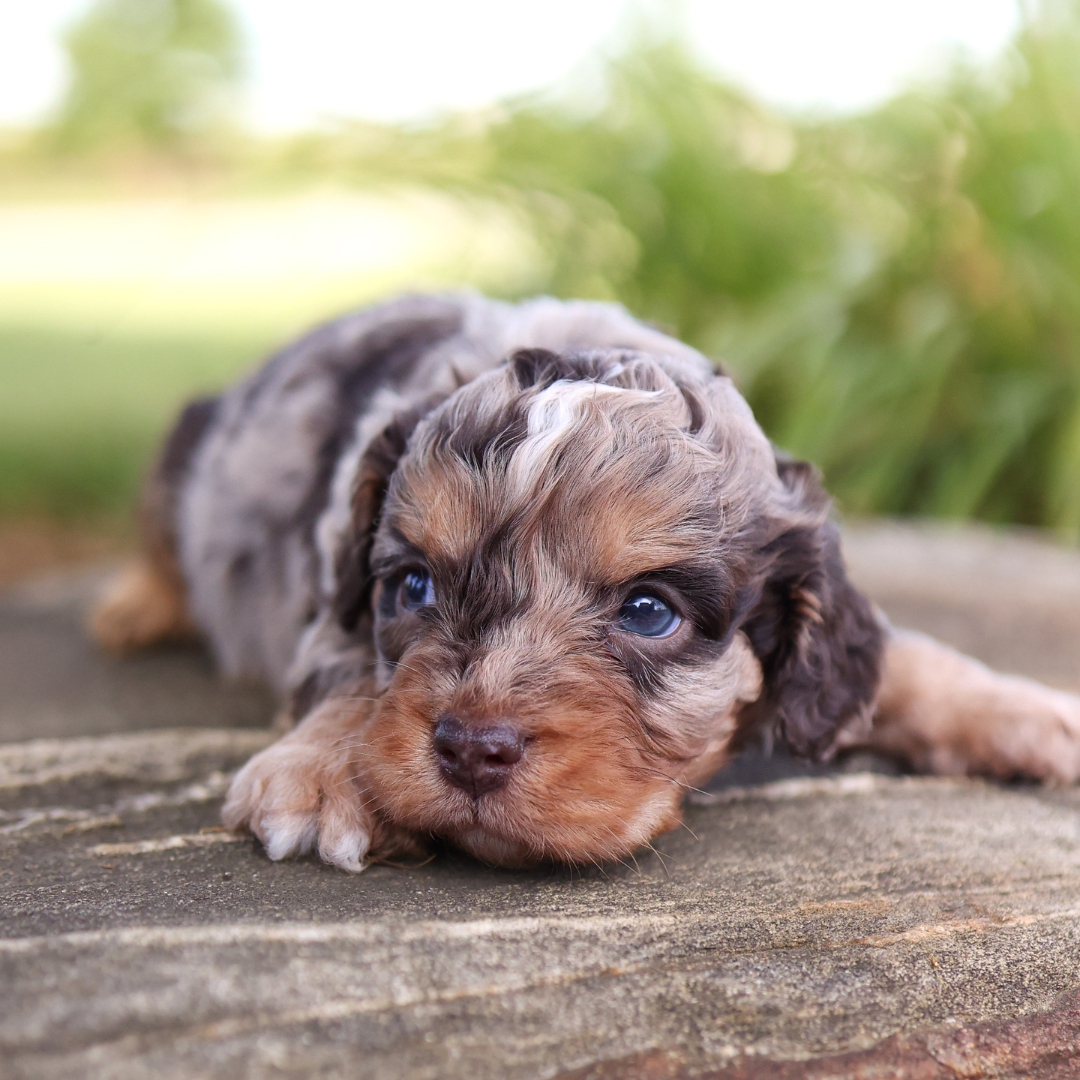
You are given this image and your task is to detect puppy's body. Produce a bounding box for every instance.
[94,291,1080,871]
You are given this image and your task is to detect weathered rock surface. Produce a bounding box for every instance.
[2,521,1080,1079]
[844,520,1080,694]
[0,567,273,744]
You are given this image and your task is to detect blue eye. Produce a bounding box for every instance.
[401,568,435,610]
[616,592,680,637]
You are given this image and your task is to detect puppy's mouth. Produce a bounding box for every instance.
[430,714,530,803]
[421,717,542,865]
[364,685,687,866]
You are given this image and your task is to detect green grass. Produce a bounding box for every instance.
[0,190,531,523]
[0,321,270,517]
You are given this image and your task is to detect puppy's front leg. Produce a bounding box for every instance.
[223,698,379,872]
[866,629,1080,783]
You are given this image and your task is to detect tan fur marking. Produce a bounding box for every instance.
[395,459,484,566]
[90,559,197,655]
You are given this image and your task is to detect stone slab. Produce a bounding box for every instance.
[3,731,1080,1079]
[842,520,1080,693]
[0,567,275,743]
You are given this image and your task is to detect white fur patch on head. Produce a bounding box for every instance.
[511,378,659,490]
[526,377,626,438]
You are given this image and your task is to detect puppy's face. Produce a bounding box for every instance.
[354,351,782,865]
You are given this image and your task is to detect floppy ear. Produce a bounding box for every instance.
[332,399,443,632]
[739,457,884,758]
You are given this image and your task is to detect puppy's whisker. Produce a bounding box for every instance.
[641,841,672,877]
[620,759,709,798]
[615,846,641,877]
[678,819,701,842]
[679,783,711,797]
[383,660,430,681]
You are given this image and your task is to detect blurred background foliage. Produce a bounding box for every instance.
[48,0,242,153]
[3,0,1080,540]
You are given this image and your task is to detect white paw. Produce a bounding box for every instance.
[222,735,372,873]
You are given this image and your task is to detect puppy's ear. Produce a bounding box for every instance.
[508,347,598,390]
[333,401,437,632]
[740,457,883,758]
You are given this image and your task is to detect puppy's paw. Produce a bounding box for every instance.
[90,560,196,654]
[875,632,1080,783]
[967,677,1080,784]
[222,729,372,873]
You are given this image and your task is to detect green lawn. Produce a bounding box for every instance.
[0,190,532,521]
[0,320,276,517]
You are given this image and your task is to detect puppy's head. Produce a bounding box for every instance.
[337,349,881,866]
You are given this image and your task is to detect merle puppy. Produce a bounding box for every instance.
[93,292,1080,871]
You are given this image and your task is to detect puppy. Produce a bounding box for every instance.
[92,292,1080,870]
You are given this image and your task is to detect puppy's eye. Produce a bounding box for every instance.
[400,568,435,611]
[616,592,680,637]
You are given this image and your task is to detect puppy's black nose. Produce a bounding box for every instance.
[432,716,525,797]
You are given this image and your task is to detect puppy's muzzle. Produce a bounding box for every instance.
[433,716,525,798]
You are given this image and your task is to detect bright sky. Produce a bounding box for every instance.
[0,0,1022,130]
